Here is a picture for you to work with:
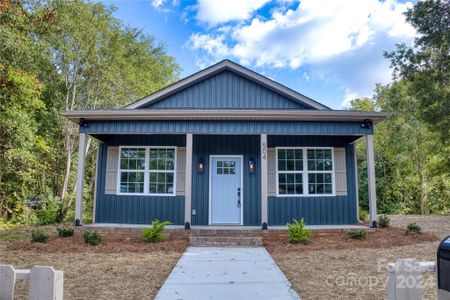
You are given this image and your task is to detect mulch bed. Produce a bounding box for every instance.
[8,233,188,253]
[264,227,438,253]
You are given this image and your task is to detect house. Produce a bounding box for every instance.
[62,60,387,229]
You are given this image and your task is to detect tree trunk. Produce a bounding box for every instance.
[418,154,425,215]
[60,119,73,199]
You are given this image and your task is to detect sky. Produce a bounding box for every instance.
[98,0,417,109]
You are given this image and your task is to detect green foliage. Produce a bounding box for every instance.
[352,82,449,215]
[287,218,312,244]
[0,0,179,225]
[359,209,369,222]
[31,230,49,243]
[36,195,62,225]
[378,215,390,228]
[347,229,367,240]
[406,222,422,234]
[142,220,171,243]
[57,227,74,237]
[82,231,102,246]
[385,0,450,165]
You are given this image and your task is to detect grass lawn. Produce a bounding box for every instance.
[0,226,187,300]
[267,215,449,300]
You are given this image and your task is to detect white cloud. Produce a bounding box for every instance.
[196,0,271,26]
[151,0,166,8]
[341,89,359,108]
[187,0,416,106]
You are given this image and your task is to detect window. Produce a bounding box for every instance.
[118,147,176,196]
[119,148,145,193]
[276,148,334,196]
[149,148,175,194]
[307,149,333,195]
[217,160,236,175]
[277,149,303,195]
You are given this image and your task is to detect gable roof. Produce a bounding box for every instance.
[126,60,330,110]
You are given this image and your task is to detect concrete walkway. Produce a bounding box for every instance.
[156,247,300,300]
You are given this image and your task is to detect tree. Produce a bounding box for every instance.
[0,0,180,224]
[385,0,450,150]
[351,81,449,215]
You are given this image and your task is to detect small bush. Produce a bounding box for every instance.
[142,220,171,243]
[347,229,367,240]
[287,218,312,244]
[83,231,102,245]
[31,230,49,243]
[359,209,368,222]
[406,222,422,234]
[36,195,62,225]
[378,215,390,228]
[57,227,74,237]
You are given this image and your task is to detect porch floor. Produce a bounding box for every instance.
[84,223,368,230]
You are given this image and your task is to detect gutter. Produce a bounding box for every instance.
[61,109,390,124]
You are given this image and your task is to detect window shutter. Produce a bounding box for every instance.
[176,147,186,196]
[334,148,347,196]
[105,147,119,194]
[267,148,277,197]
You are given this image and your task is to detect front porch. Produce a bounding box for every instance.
[72,129,379,229]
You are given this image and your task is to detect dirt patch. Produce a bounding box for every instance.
[0,230,187,300]
[268,215,448,300]
[0,245,183,300]
[264,227,438,254]
[7,232,188,253]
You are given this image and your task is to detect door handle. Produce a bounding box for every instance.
[237,188,241,207]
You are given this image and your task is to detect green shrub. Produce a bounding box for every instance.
[406,222,422,234]
[36,195,61,225]
[142,220,171,243]
[359,209,368,222]
[347,229,367,240]
[83,231,102,245]
[287,218,312,244]
[31,230,49,243]
[57,227,74,237]
[378,215,390,228]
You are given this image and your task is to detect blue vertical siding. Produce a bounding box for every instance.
[81,120,373,135]
[191,135,261,226]
[94,141,185,225]
[144,70,309,109]
[267,137,358,225]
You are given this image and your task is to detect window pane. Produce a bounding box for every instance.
[278,149,286,159]
[119,171,144,194]
[286,160,295,171]
[278,159,286,171]
[279,173,286,184]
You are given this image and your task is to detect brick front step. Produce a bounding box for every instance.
[189,229,264,237]
[189,236,263,247]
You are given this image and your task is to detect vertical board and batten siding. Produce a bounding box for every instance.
[144,70,308,109]
[267,136,358,225]
[84,120,373,136]
[95,138,186,225]
[191,135,261,226]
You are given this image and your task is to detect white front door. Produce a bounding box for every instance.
[210,156,242,225]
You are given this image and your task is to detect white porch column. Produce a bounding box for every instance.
[365,134,377,228]
[75,132,88,226]
[184,133,193,228]
[261,134,268,229]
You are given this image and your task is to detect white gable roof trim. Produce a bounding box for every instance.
[125,60,330,110]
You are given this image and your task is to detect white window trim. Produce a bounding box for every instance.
[275,147,336,197]
[117,146,177,197]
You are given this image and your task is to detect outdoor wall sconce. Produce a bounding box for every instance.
[361,119,371,129]
[248,159,255,173]
[198,158,205,173]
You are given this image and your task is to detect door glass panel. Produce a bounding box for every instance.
[216,160,236,175]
